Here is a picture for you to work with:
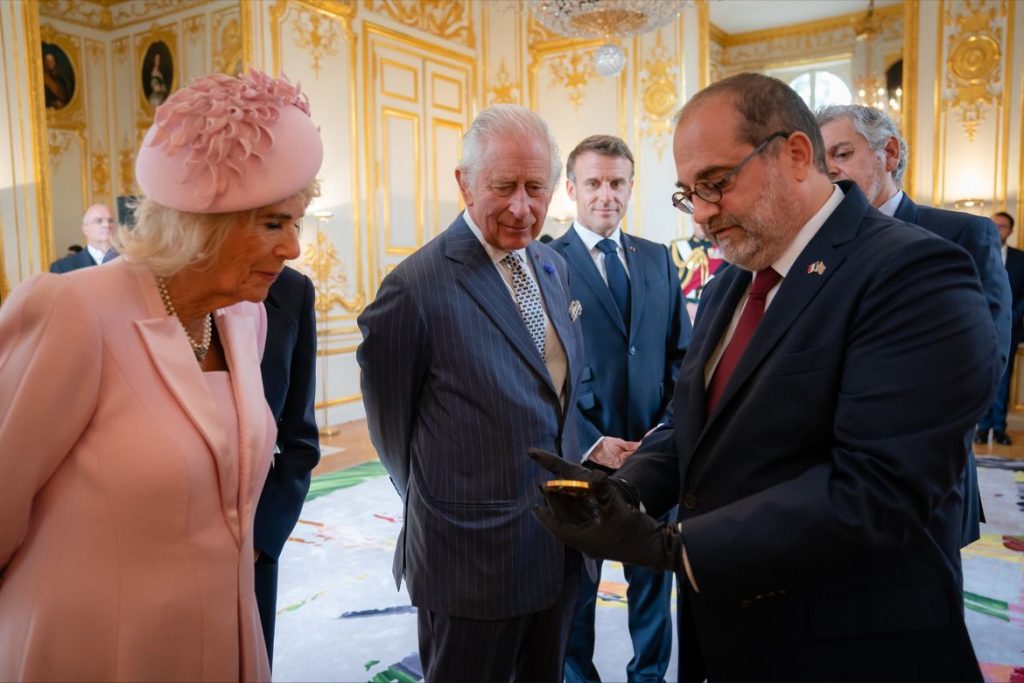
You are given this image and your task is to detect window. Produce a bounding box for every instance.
[788,70,853,110]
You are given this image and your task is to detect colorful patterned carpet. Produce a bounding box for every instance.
[272,460,1024,682]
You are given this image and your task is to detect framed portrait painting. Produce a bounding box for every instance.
[140,40,174,109]
[41,42,75,110]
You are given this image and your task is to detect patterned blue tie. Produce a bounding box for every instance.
[597,238,630,326]
[502,252,546,358]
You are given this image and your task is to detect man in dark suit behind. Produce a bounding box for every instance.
[255,265,320,665]
[817,103,1010,547]
[50,204,116,273]
[357,104,586,682]
[978,211,1024,445]
[531,72,996,681]
[553,135,690,683]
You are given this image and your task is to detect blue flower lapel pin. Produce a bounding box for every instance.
[541,261,556,275]
[569,299,582,321]
[806,260,826,276]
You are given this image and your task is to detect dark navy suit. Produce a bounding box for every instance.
[979,245,1024,435]
[358,215,587,681]
[255,266,320,665]
[49,249,99,273]
[893,194,1011,545]
[552,225,690,683]
[617,183,995,681]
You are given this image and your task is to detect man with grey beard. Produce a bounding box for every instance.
[817,103,1009,546]
[531,72,994,681]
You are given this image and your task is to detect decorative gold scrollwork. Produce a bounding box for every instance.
[304,231,364,315]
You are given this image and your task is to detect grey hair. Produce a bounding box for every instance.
[114,180,320,277]
[457,104,561,188]
[816,104,908,186]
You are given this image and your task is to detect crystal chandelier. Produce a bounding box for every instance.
[852,0,890,111]
[528,0,689,77]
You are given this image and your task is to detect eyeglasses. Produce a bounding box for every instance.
[671,131,790,215]
[88,218,116,225]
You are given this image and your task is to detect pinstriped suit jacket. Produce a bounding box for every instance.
[357,215,585,620]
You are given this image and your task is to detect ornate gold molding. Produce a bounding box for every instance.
[118,135,137,196]
[365,0,473,49]
[91,149,110,199]
[26,0,56,269]
[38,0,208,31]
[112,36,130,60]
[184,14,205,42]
[638,31,678,159]
[290,4,342,76]
[48,130,74,167]
[715,3,903,49]
[547,49,596,110]
[304,231,365,314]
[942,0,1004,142]
[486,58,520,105]
[212,9,243,75]
[902,0,918,198]
[697,0,709,87]
[527,10,562,45]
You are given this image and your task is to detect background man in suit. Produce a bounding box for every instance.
[531,72,997,681]
[552,134,690,683]
[357,104,586,682]
[50,203,116,272]
[255,264,320,665]
[817,103,1010,547]
[978,211,1023,445]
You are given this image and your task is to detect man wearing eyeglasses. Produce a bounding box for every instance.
[50,203,116,273]
[817,104,1010,548]
[530,72,994,681]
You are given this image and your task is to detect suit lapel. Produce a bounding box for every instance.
[217,307,269,542]
[562,230,627,336]
[130,264,244,546]
[135,317,236,521]
[622,233,646,340]
[528,241,577,399]
[705,186,865,427]
[447,219,555,392]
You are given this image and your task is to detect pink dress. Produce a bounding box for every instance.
[0,259,274,681]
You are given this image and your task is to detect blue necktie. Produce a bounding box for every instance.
[597,238,630,326]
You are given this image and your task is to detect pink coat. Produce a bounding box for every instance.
[0,258,274,681]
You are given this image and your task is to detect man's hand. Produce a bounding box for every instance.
[588,436,640,470]
[529,449,683,572]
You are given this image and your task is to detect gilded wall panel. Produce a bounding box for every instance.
[363,22,474,287]
[212,8,243,75]
[382,108,422,254]
[932,0,1013,209]
[365,0,474,49]
[271,0,364,333]
[481,1,522,106]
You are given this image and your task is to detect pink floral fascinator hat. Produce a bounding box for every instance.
[135,68,323,214]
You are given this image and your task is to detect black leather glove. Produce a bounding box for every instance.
[529,448,683,572]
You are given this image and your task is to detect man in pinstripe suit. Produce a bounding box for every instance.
[357,104,587,682]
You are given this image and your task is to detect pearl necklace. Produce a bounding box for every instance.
[156,276,213,362]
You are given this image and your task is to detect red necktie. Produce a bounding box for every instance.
[706,267,782,415]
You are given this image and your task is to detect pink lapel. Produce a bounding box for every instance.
[216,303,273,537]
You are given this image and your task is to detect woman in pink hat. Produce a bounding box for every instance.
[0,68,323,682]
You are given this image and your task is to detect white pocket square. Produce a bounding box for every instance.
[569,299,582,321]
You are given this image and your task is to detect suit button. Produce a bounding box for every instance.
[629,346,637,355]
[683,494,697,509]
